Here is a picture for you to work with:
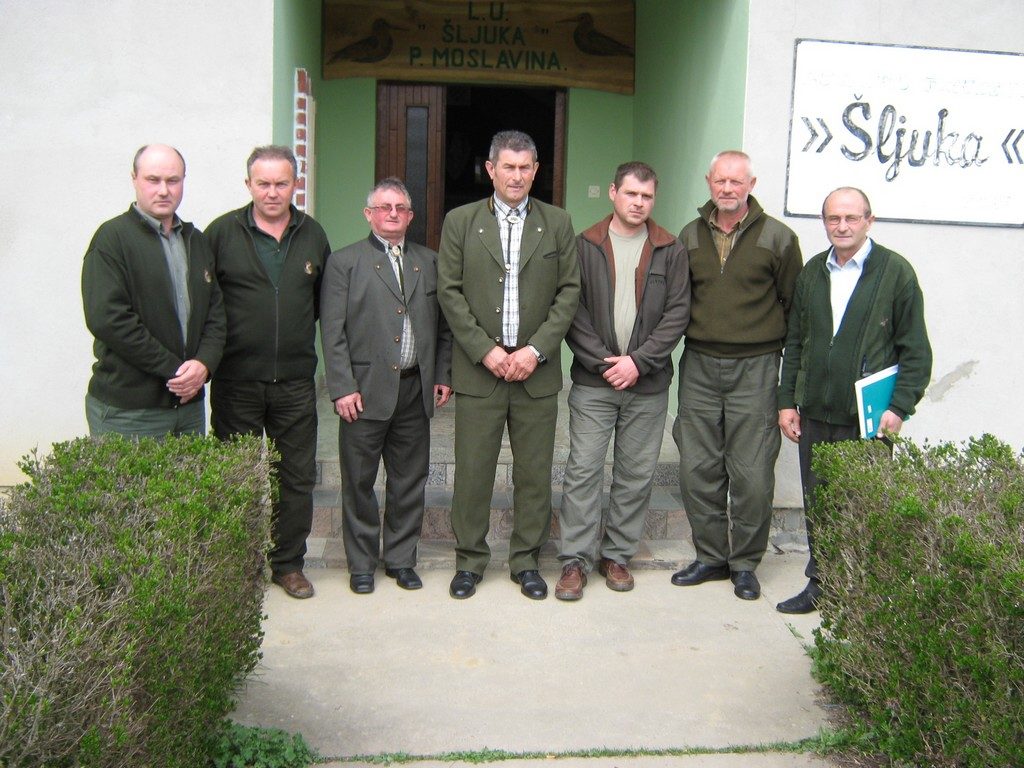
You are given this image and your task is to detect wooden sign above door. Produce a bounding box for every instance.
[323,1,635,95]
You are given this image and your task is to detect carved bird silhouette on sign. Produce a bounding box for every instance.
[560,12,634,58]
[328,18,406,64]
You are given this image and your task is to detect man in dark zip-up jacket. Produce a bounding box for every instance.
[776,187,931,614]
[555,162,690,600]
[205,146,331,600]
[82,144,225,437]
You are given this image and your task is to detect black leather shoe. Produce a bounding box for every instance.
[449,570,482,599]
[385,567,422,590]
[511,569,548,600]
[776,581,822,614]
[731,570,761,600]
[671,560,730,586]
[349,573,374,594]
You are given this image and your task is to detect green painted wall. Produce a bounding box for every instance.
[634,0,749,235]
[276,0,749,248]
[274,1,374,249]
[273,0,322,147]
[315,78,378,248]
[633,0,749,416]
[563,89,634,228]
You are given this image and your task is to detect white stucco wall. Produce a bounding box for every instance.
[0,0,275,484]
[746,0,1024,506]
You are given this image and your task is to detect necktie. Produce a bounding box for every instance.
[390,244,405,297]
[506,209,520,266]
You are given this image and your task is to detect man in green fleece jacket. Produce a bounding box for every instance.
[671,151,803,602]
[205,146,331,600]
[82,144,225,437]
[776,187,931,614]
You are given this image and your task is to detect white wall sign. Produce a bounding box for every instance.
[785,39,1024,227]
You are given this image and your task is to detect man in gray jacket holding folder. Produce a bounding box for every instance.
[776,186,932,614]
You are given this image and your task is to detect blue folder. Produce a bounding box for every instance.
[855,364,900,439]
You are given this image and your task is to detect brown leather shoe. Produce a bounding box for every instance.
[599,558,634,592]
[554,560,587,601]
[272,570,315,599]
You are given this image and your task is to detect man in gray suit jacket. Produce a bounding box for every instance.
[321,178,453,595]
[438,130,580,601]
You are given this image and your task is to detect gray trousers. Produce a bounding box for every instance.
[672,348,781,571]
[338,372,429,574]
[559,383,668,571]
[86,393,205,437]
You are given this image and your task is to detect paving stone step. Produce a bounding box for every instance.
[309,378,810,571]
[304,534,807,571]
[309,485,809,569]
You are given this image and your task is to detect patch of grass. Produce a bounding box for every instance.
[330,732,873,764]
[211,722,319,768]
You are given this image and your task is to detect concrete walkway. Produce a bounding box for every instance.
[231,552,835,767]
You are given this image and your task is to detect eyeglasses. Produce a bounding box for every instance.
[367,203,412,215]
[824,214,866,227]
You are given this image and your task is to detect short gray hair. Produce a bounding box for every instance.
[366,177,413,209]
[708,150,753,178]
[488,130,538,164]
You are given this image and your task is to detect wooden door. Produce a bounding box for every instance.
[376,83,446,251]
[376,83,567,249]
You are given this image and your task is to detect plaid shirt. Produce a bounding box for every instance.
[709,208,751,268]
[493,195,526,346]
[375,234,417,369]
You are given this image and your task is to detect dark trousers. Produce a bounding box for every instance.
[450,382,558,575]
[798,417,863,580]
[337,372,429,574]
[211,377,317,575]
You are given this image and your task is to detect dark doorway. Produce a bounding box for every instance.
[444,86,564,212]
[376,82,565,250]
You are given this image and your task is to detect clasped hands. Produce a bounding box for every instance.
[482,345,538,382]
[167,359,208,404]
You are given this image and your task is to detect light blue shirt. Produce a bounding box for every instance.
[827,238,873,337]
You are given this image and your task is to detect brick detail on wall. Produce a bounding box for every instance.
[294,68,313,212]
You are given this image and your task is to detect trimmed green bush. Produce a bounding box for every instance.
[0,434,273,767]
[810,434,1023,768]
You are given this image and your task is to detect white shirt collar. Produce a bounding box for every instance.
[373,233,405,254]
[493,194,528,218]
[827,238,873,271]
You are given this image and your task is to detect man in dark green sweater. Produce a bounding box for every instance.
[82,144,225,437]
[776,187,931,613]
[206,146,331,600]
[671,151,803,602]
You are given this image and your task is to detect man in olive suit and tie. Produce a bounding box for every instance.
[320,177,453,595]
[438,130,581,601]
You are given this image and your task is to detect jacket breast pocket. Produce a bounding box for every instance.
[644,271,668,307]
